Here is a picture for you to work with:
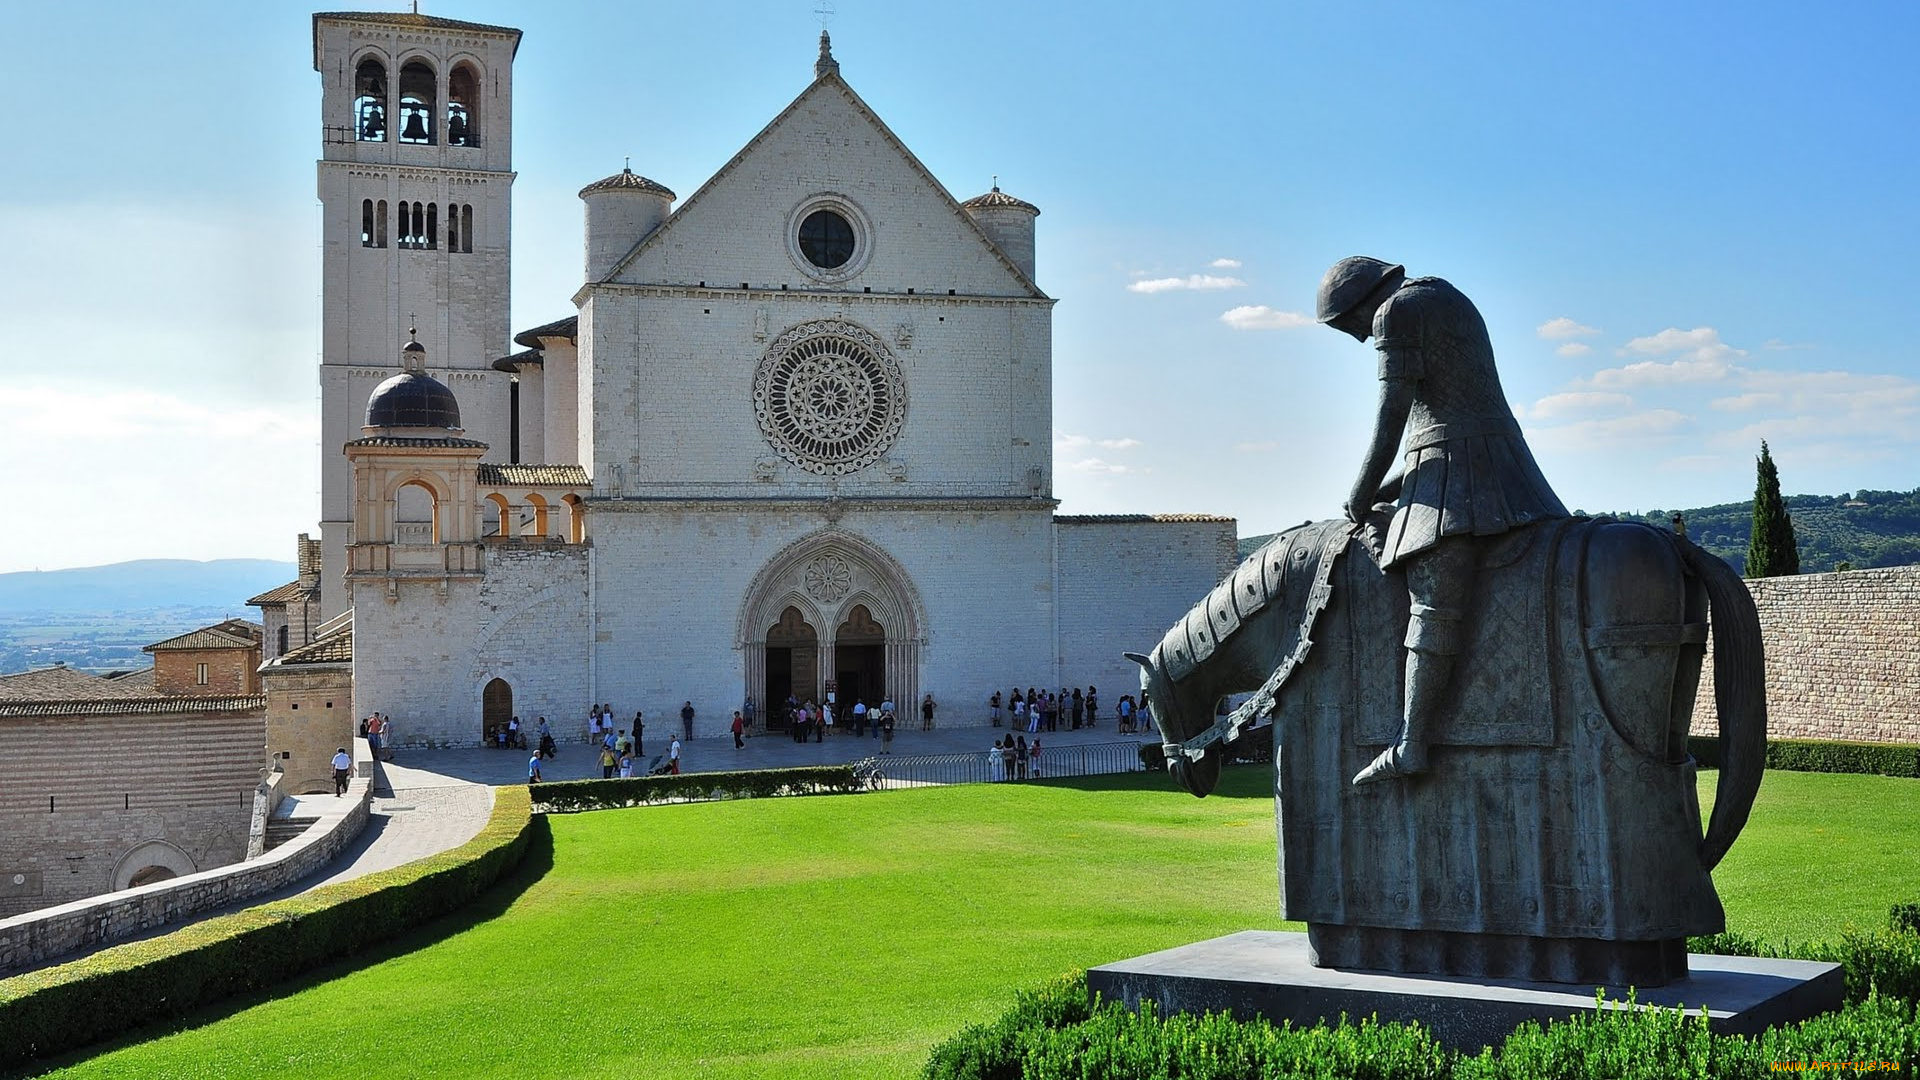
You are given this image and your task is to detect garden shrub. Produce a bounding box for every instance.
[530,764,866,813]
[1892,902,1920,936]
[1693,906,1920,1005]
[924,971,1092,1080]
[0,786,538,1071]
[1688,735,1920,778]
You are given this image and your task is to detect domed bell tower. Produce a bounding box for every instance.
[313,12,521,617]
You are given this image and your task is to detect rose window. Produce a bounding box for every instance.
[753,320,906,475]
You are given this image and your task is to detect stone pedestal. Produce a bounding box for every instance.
[1087,931,1842,1052]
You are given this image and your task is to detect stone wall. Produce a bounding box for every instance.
[1055,515,1242,715]
[0,700,266,919]
[1691,564,1920,744]
[264,664,356,795]
[153,646,261,696]
[0,741,374,975]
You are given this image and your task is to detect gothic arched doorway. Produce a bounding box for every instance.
[482,678,513,742]
[739,530,925,727]
[835,605,885,710]
[765,606,818,727]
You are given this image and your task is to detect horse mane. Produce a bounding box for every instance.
[1150,518,1357,688]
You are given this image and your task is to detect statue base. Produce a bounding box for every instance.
[1307,924,1690,986]
[1087,930,1841,1052]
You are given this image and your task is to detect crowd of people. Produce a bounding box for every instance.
[985,686,1152,735]
[776,694,904,752]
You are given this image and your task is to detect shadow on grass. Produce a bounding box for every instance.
[1029,762,1271,798]
[5,817,556,1080]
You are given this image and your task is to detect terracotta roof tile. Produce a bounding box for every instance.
[0,666,150,702]
[144,621,262,653]
[961,187,1040,215]
[248,580,318,606]
[1054,513,1236,524]
[579,168,676,200]
[278,630,352,666]
[0,695,266,719]
[477,463,591,486]
[344,436,489,449]
[492,348,543,372]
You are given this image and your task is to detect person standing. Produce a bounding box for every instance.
[378,714,396,759]
[880,709,895,753]
[1030,738,1042,779]
[599,743,618,779]
[878,695,894,739]
[731,711,746,749]
[332,746,352,796]
[988,737,1006,782]
[668,736,682,774]
[527,753,543,784]
[1070,688,1084,729]
[365,713,383,759]
[618,750,634,778]
[1085,686,1098,728]
[1014,735,1028,780]
[680,701,696,740]
[989,691,1002,727]
[852,698,869,737]
[921,693,936,731]
[632,710,645,755]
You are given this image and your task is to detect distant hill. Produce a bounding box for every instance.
[1238,487,1920,575]
[0,559,297,614]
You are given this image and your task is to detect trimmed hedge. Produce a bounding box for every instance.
[929,904,1920,1079]
[531,764,867,813]
[0,785,537,1071]
[1689,734,1920,778]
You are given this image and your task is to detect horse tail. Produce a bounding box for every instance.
[1677,536,1768,870]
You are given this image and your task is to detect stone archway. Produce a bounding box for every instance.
[764,606,820,726]
[482,677,513,743]
[740,530,924,722]
[112,839,196,892]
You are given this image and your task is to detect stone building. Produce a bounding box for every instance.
[142,619,263,697]
[308,11,1237,746]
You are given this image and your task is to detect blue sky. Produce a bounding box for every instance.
[1,1,1915,572]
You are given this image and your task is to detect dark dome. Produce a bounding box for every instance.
[366,371,462,429]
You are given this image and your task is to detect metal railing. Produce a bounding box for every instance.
[853,739,1153,790]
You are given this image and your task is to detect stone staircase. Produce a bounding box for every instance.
[264,816,317,852]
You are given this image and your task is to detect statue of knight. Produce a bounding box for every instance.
[1317,257,1570,785]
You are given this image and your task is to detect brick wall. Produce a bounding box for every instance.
[1690,565,1920,744]
[152,646,261,696]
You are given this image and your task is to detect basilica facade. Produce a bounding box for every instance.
[306,11,1236,745]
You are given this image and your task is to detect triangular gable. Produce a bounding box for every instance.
[599,74,1047,300]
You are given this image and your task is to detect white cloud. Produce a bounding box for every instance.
[1527,408,1694,454]
[1127,274,1247,294]
[1617,326,1748,365]
[1056,433,1143,452]
[1537,317,1599,340]
[1220,305,1314,331]
[1555,342,1592,358]
[1209,258,1242,270]
[1065,457,1134,475]
[1527,391,1634,419]
[1584,356,1740,389]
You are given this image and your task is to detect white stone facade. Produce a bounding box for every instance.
[326,19,1237,745]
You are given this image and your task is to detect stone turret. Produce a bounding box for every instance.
[580,166,675,283]
[961,183,1040,282]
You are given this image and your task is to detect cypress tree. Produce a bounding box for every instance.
[1746,440,1800,577]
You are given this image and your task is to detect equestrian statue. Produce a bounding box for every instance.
[1131,258,1767,986]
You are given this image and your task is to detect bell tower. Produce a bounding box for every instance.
[311,12,521,618]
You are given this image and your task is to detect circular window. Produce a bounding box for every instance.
[798,209,855,269]
[753,320,906,476]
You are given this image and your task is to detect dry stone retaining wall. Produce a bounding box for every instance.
[1691,564,1920,744]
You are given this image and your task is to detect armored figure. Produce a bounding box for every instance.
[1316,257,1569,784]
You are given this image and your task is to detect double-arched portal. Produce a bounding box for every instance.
[739,530,923,728]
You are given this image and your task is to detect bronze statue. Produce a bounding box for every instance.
[1318,257,1569,784]
[1131,260,1768,985]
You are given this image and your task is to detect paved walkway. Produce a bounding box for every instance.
[392,719,1159,786]
[279,764,494,890]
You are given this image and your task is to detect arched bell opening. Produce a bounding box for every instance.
[764,606,819,728]
[352,57,387,141]
[484,492,512,538]
[523,493,550,538]
[563,494,586,543]
[397,59,437,144]
[834,604,886,711]
[447,63,480,146]
[394,479,440,543]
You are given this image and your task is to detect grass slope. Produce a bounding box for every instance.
[30,769,1920,1079]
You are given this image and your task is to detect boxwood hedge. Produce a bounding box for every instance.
[0,786,537,1071]
[530,764,867,813]
[1689,735,1920,778]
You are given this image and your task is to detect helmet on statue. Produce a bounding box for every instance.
[1315,256,1406,324]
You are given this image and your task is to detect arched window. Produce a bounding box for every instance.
[353,58,387,141]
[447,64,480,147]
[277,624,290,655]
[376,199,388,247]
[461,204,474,253]
[426,202,438,250]
[398,60,437,144]
[395,480,440,543]
[563,494,586,543]
[523,494,550,539]
[361,199,374,247]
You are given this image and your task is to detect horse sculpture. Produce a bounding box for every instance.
[1132,512,1766,986]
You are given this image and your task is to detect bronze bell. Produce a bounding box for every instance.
[360,104,385,139]
[401,110,429,142]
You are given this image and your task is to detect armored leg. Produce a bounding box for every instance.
[1354,539,1474,786]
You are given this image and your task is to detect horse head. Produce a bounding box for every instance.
[1127,650,1222,797]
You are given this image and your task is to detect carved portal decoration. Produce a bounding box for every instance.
[752,320,906,476]
[804,555,853,603]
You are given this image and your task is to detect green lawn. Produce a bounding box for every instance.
[26,769,1920,1079]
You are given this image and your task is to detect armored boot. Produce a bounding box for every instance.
[1353,601,1463,786]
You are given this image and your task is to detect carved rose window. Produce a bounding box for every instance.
[804,555,853,603]
[752,320,906,475]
